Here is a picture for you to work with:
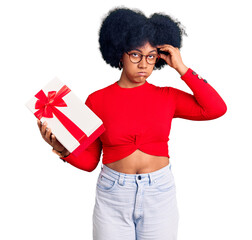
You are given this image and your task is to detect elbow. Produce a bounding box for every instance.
[73,159,100,172]
[205,101,227,120]
[215,100,227,118]
[84,162,99,172]
[63,153,101,172]
[219,101,227,117]
[66,161,99,172]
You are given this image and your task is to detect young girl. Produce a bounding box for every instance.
[37,7,227,240]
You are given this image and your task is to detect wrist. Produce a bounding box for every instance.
[61,148,70,158]
[52,147,70,158]
[176,64,189,76]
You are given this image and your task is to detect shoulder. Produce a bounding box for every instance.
[87,82,115,100]
[148,82,172,94]
[85,82,115,109]
[147,82,184,101]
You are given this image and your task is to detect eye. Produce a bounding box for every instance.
[131,52,140,58]
[148,54,156,59]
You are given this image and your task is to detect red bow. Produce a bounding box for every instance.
[34,85,70,119]
[34,85,87,144]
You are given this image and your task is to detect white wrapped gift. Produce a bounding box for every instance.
[26,77,105,157]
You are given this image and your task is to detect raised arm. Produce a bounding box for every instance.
[171,68,227,120]
[157,44,227,120]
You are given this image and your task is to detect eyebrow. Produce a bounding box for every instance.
[134,49,157,53]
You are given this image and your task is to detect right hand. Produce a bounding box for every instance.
[37,119,70,158]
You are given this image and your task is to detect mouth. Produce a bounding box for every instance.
[138,72,147,76]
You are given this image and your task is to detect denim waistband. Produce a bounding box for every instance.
[100,163,172,186]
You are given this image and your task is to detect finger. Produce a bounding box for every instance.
[158,48,173,56]
[45,127,52,143]
[51,134,57,146]
[159,46,177,53]
[159,53,167,59]
[160,44,177,49]
[41,121,48,137]
[38,121,45,137]
[52,149,62,157]
[37,119,42,131]
[157,45,175,51]
[158,55,168,65]
[51,134,64,151]
[157,44,173,48]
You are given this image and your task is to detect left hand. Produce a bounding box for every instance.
[157,44,188,76]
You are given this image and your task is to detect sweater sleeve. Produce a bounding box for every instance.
[60,95,103,172]
[172,68,227,120]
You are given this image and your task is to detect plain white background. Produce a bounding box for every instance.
[1,0,251,239]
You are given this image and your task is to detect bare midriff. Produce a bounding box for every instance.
[104,149,169,174]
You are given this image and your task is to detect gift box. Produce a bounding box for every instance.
[26,77,105,157]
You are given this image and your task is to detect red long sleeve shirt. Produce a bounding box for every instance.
[62,68,227,171]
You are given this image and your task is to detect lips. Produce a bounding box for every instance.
[138,72,147,76]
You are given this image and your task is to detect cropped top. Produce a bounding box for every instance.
[62,68,227,171]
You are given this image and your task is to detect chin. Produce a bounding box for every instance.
[136,76,148,81]
[134,79,146,84]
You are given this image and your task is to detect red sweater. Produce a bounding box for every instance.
[62,68,227,171]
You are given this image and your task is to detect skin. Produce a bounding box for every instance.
[117,42,188,88]
[37,119,70,157]
[106,42,189,173]
[37,41,189,173]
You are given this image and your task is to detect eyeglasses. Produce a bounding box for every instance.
[126,51,160,65]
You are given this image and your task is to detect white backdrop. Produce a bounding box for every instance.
[1,0,251,239]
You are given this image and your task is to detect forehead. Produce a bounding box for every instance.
[133,42,157,52]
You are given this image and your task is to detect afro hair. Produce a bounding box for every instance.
[99,7,187,70]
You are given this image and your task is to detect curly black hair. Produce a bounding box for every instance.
[98,7,187,70]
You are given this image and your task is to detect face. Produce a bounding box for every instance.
[120,42,158,86]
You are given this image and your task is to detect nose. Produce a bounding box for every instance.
[138,57,148,68]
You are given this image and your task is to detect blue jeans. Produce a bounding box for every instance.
[92,163,179,240]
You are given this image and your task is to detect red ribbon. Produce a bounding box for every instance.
[34,85,87,144]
